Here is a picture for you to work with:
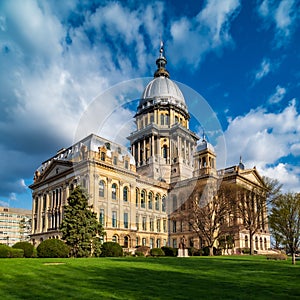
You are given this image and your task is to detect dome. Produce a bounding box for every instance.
[142,76,185,103]
[138,76,188,113]
[196,138,215,153]
[137,42,188,114]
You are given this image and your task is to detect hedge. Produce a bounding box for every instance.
[101,242,123,257]
[12,242,35,258]
[37,239,70,258]
[150,248,165,257]
[0,244,24,258]
[161,246,177,257]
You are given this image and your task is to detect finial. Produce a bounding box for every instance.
[154,40,169,78]
[239,155,242,163]
[160,40,164,57]
[202,129,206,142]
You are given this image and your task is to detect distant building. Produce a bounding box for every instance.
[29,45,270,253]
[0,206,32,246]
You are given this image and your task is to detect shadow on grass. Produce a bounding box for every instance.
[0,256,299,299]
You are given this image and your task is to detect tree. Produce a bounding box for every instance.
[60,186,105,257]
[188,183,230,256]
[269,193,300,265]
[262,176,282,205]
[233,186,268,255]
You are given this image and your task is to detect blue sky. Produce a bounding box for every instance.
[0,0,300,209]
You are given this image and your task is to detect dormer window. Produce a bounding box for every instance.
[113,156,117,165]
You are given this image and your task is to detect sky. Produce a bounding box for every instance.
[0,0,300,210]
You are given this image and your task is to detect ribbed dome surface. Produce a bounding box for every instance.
[142,76,185,103]
[138,76,188,114]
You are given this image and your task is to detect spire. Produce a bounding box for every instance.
[239,155,245,170]
[154,40,170,78]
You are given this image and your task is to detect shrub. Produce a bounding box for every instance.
[242,247,250,255]
[150,248,165,257]
[0,244,24,258]
[136,246,150,256]
[266,253,287,260]
[10,248,24,258]
[0,244,11,258]
[161,246,177,257]
[13,242,35,258]
[188,247,202,256]
[135,251,144,257]
[37,239,70,258]
[101,242,123,257]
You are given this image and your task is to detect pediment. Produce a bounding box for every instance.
[239,168,265,188]
[37,160,73,182]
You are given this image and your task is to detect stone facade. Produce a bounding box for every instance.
[29,46,270,253]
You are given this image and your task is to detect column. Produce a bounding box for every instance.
[138,141,141,166]
[151,135,155,157]
[143,139,146,163]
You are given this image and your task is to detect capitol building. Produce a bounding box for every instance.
[30,46,270,253]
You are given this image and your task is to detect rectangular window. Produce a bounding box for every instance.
[136,215,139,230]
[172,239,177,248]
[125,160,129,169]
[124,212,128,229]
[142,217,147,231]
[142,238,146,246]
[172,220,177,233]
[112,211,117,228]
[163,219,167,233]
[156,219,161,232]
[180,220,183,232]
[101,152,105,161]
[113,156,117,165]
[99,209,105,226]
[160,114,164,125]
[156,239,161,248]
[150,238,154,249]
[150,218,154,231]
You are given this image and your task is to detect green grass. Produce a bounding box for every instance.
[0,256,299,299]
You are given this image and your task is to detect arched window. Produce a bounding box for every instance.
[260,237,263,250]
[112,235,118,243]
[245,235,249,248]
[124,236,129,248]
[135,188,139,207]
[255,236,258,250]
[99,180,105,197]
[163,145,168,159]
[162,195,166,212]
[100,152,106,161]
[123,186,128,202]
[148,192,153,209]
[112,183,117,200]
[141,190,146,208]
[155,194,160,211]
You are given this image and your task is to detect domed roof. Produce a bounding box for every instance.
[196,135,215,153]
[138,42,188,114]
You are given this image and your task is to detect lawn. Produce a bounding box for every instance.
[0,256,299,299]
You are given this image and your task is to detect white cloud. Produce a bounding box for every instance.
[0,0,165,202]
[267,85,286,104]
[169,0,241,68]
[257,0,299,47]
[218,99,300,192]
[255,58,271,81]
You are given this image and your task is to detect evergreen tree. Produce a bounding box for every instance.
[60,186,105,257]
